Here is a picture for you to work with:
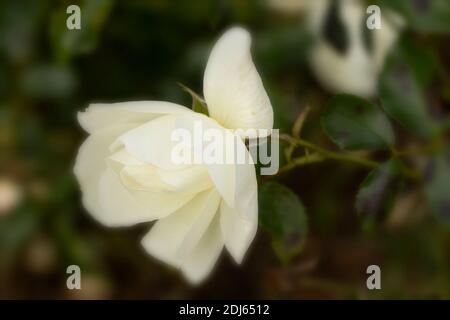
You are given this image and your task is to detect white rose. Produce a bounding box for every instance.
[74,27,273,284]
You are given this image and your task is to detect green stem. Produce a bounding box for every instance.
[278,134,421,181]
[280,134,380,169]
[392,139,443,158]
[278,153,325,175]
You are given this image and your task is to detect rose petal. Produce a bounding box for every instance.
[141,189,220,267]
[174,113,258,219]
[220,200,257,264]
[119,166,172,192]
[180,213,224,284]
[113,115,189,170]
[78,101,190,134]
[203,27,273,136]
[96,167,197,226]
[74,124,134,221]
[157,165,212,193]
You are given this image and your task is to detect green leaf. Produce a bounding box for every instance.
[259,182,308,263]
[399,38,441,90]
[376,0,450,34]
[379,45,438,139]
[178,83,209,116]
[322,94,395,150]
[409,0,450,33]
[356,161,399,222]
[412,0,450,34]
[425,151,450,224]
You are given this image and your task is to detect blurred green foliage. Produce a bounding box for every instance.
[322,94,395,150]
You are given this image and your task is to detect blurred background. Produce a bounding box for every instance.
[0,0,449,299]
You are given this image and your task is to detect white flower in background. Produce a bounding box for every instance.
[306,0,403,97]
[0,178,22,216]
[74,27,273,284]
